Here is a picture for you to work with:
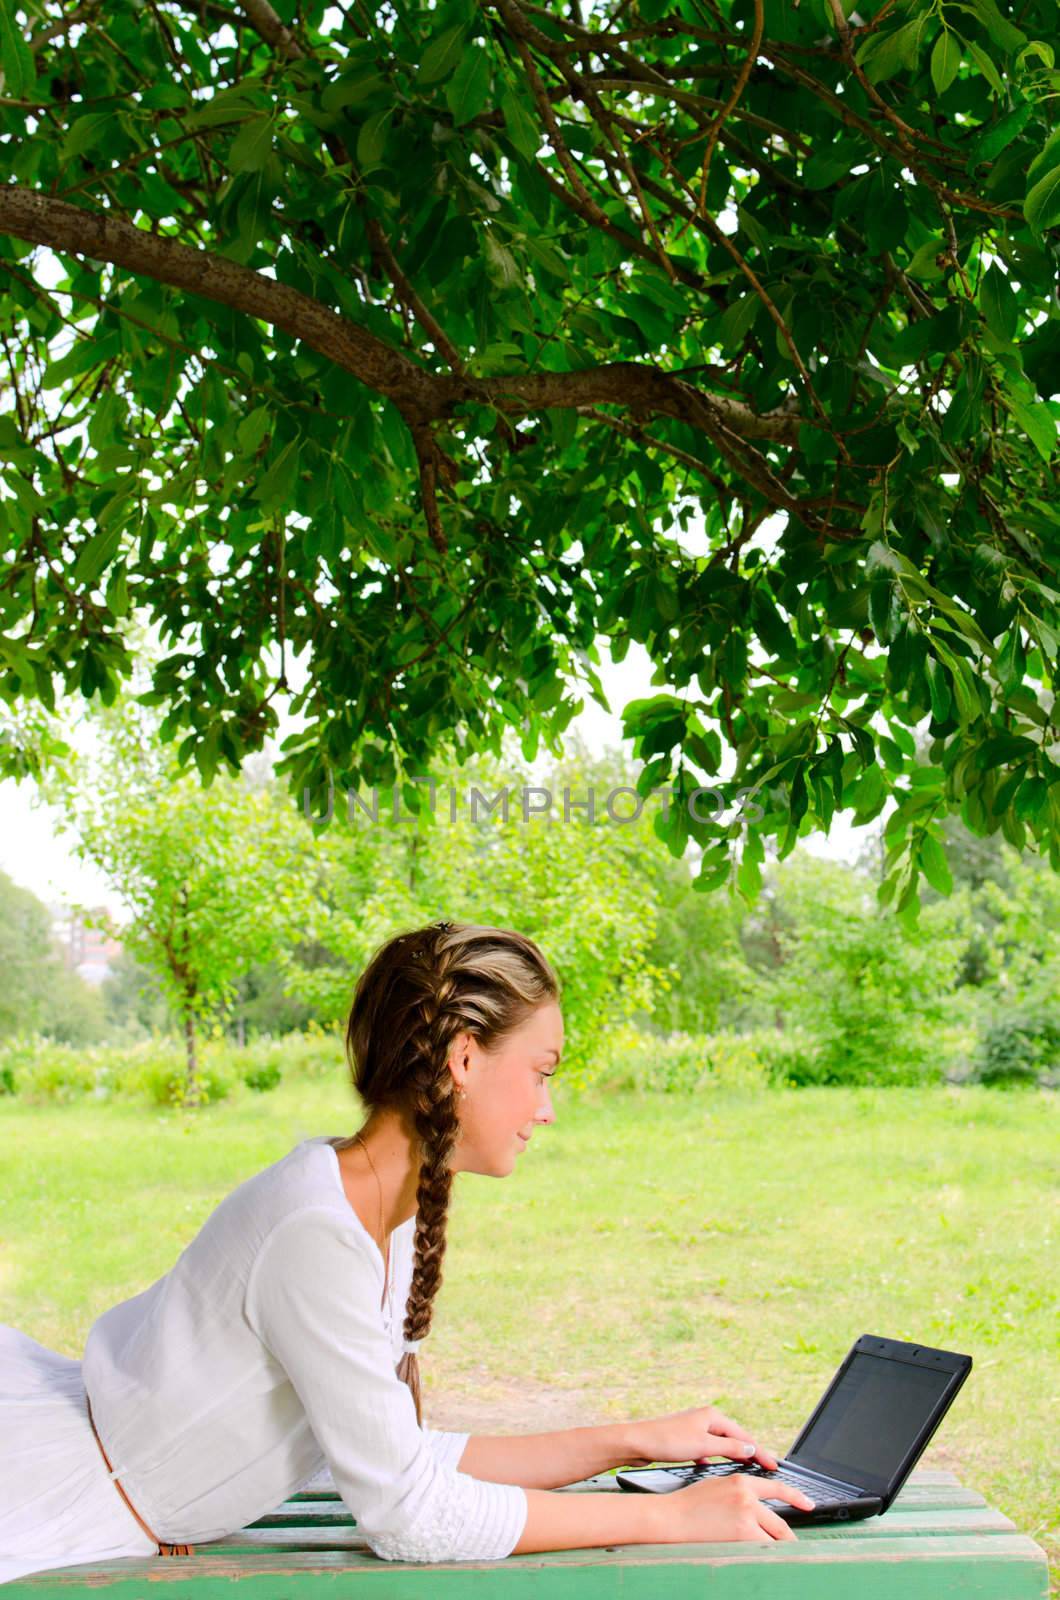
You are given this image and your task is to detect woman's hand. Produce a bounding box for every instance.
[624,1405,780,1471]
[660,1472,814,1543]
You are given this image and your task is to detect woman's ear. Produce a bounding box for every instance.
[447,1031,473,1095]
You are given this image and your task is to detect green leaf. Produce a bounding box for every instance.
[925,654,952,721]
[252,438,301,508]
[966,0,1026,54]
[1026,127,1060,189]
[930,29,962,95]
[320,69,389,111]
[979,264,1018,341]
[868,578,903,645]
[482,229,520,289]
[62,113,114,163]
[229,115,273,173]
[445,44,492,125]
[0,0,35,100]
[931,639,981,725]
[1016,39,1054,70]
[1007,397,1057,462]
[717,294,759,350]
[1024,162,1060,234]
[237,407,271,455]
[972,99,1033,164]
[417,23,466,85]
[965,37,1004,94]
[500,87,540,159]
[72,523,124,586]
[918,832,953,895]
[356,107,392,168]
[995,625,1027,692]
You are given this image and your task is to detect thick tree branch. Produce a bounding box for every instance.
[0,186,799,447]
[0,185,432,410]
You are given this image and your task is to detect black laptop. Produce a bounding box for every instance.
[616,1334,972,1525]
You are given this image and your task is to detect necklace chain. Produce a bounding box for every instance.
[354,1131,391,1305]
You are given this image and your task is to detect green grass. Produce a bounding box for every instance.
[1,1080,1057,1590]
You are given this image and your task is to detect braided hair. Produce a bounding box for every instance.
[336,919,559,1423]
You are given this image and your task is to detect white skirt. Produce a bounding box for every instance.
[0,1325,157,1587]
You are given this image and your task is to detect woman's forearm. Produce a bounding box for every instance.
[513,1486,669,1553]
[456,1421,641,1490]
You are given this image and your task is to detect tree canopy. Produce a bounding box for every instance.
[1,0,1058,914]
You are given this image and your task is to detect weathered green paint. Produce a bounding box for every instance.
[9,1471,1048,1599]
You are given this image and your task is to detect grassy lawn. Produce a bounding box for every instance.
[1,1079,1056,1588]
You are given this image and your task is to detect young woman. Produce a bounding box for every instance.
[0,920,811,1584]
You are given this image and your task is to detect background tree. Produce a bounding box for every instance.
[0,868,105,1043]
[0,0,1057,916]
[749,851,972,1082]
[285,737,664,1082]
[49,721,318,1101]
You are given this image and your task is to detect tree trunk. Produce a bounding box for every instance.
[183,1007,201,1107]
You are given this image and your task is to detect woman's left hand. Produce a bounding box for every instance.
[623,1406,779,1471]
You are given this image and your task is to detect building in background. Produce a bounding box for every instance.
[49,904,123,985]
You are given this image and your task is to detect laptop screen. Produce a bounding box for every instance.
[790,1351,953,1497]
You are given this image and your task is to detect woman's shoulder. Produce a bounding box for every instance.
[209,1136,358,1255]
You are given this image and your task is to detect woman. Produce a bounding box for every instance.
[0,920,811,1583]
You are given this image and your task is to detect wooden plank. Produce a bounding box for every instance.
[202,1507,1019,1556]
[263,1477,989,1525]
[8,1534,1048,1598]
[235,1508,1016,1544]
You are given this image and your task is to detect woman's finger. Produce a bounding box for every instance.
[757,1505,798,1542]
[705,1414,779,1470]
[693,1434,758,1463]
[710,1411,753,1442]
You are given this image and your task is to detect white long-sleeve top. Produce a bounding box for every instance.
[80,1135,528,1563]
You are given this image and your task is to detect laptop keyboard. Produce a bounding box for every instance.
[667,1462,851,1505]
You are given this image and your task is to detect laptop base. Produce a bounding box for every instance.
[615,1461,882,1525]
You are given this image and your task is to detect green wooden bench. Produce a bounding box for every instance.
[9,1468,1048,1597]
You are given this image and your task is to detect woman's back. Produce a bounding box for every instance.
[82,1136,398,1543]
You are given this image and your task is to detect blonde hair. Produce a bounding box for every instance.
[336,919,559,1422]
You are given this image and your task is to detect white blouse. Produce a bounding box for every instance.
[80,1136,528,1563]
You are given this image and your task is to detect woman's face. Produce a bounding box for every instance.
[450,1000,563,1178]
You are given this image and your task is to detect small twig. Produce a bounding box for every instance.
[695,0,763,214]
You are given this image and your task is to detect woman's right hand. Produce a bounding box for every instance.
[661,1473,815,1543]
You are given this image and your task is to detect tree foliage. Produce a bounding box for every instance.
[0,866,105,1043]
[47,719,317,1099]
[286,739,665,1084]
[1,0,1058,917]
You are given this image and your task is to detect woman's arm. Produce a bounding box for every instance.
[513,1474,814,1553]
[456,1403,784,1490]
[457,1422,641,1489]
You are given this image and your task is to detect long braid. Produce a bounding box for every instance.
[342,920,560,1427]
[396,943,464,1422]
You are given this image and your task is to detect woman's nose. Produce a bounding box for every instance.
[536,1083,556,1125]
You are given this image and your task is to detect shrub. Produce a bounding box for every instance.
[595,1026,770,1093]
[244,1060,282,1093]
[0,1028,342,1108]
[131,1053,235,1107]
[736,1027,823,1087]
[972,1003,1060,1088]
[9,1039,97,1103]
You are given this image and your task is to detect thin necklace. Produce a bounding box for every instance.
[354,1132,391,1307]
